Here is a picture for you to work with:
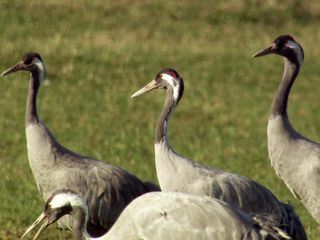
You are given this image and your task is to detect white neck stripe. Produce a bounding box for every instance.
[162,73,179,102]
[33,58,45,82]
[286,40,303,64]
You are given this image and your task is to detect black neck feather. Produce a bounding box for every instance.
[271,58,300,117]
[26,71,40,125]
[155,88,176,143]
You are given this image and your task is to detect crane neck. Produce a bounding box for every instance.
[26,71,41,125]
[270,57,300,117]
[72,205,110,240]
[72,207,90,240]
[155,88,176,144]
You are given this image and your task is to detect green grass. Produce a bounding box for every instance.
[1,0,320,239]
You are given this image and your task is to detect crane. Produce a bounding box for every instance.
[131,68,306,239]
[253,35,320,224]
[22,190,290,240]
[1,52,159,237]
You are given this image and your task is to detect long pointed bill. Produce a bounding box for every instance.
[21,212,48,239]
[131,79,158,98]
[31,218,51,240]
[1,62,26,77]
[252,43,276,58]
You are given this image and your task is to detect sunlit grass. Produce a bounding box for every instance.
[1,1,320,239]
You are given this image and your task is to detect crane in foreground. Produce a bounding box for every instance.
[131,68,307,239]
[1,52,159,237]
[22,190,290,240]
[253,35,320,224]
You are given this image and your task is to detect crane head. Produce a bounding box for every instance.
[1,52,46,80]
[252,35,304,64]
[131,68,184,103]
[21,190,85,240]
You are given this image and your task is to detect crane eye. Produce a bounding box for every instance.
[44,203,51,211]
[24,58,33,65]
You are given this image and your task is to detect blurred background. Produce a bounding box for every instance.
[1,0,320,239]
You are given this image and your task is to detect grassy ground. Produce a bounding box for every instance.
[1,0,320,239]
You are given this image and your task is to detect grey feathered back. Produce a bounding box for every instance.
[32,191,292,240]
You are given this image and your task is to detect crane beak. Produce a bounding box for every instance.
[1,62,27,77]
[21,212,52,240]
[131,79,159,98]
[252,43,277,58]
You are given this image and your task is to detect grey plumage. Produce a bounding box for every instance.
[1,52,159,237]
[22,190,291,240]
[131,68,307,239]
[253,35,320,224]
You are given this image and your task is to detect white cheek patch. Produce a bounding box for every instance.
[286,40,303,64]
[286,40,299,49]
[161,73,180,102]
[50,192,85,209]
[33,58,46,82]
[50,193,71,209]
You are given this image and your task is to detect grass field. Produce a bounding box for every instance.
[1,0,320,239]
